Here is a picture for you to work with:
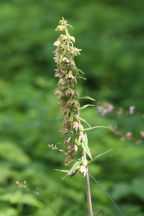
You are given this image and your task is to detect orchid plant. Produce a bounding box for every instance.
[53,17,108,216]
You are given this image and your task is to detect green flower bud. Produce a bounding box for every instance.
[83,159,88,167]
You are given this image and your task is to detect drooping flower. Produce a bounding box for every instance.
[79,165,87,176]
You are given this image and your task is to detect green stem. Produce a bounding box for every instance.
[84,151,93,216]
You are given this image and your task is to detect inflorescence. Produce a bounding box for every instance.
[54,18,87,176]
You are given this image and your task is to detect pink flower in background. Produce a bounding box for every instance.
[129,106,135,115]
[140,131,144,138]
[97,102,114,116]
[126,132,132,140]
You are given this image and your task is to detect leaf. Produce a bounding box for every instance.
[77,76,86,80]
[79,117,91,127]
[0,141,30,164]
[78,69,85,74]
[79,96,95,101]
[68,159,83,176]
[132,178,144,200]
[80,104,94,110]
[88,149,112,164]
[82,133,92,159]
[84,125,108,131]
[0,190,41,207]
[54,169,68,173]
[112,183,131,200]
[0,203,18,216]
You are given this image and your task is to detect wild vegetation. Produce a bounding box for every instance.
[0,0,144,216]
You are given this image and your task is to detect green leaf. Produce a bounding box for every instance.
[80,104,94,110]
[68,159,83,176]
[79,117,91,127]
[78,69,85,74]
[82,133,92,159]
[77,76,86,80]
[88,149,112,164]
[0,190,41,207]
[0,203,18,216]
[84,125,108,131]
[54,169,68,173]
[132,178,144,200]
[112,183,131,200]
[79,96,95,101]
[0,141,30,164]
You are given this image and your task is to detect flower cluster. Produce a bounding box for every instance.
[54,18,86,175]
[129,106,135,115]
[97,102,114,116]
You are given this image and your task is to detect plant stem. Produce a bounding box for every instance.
[84,152,93,216]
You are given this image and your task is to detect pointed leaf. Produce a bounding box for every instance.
[54,169,68,173]
[79,96,95,101]
[78,69,85,74]
[79,117,91,127]
[82,133,92,159]
[77,76,86,80]
[84,125,108,131]
[88,149,112,164]
[80,104,94,110]
[68,159,83,176]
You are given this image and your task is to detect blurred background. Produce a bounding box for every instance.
[0,0,144,215]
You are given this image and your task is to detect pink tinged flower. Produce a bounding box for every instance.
[70,170,76,177]
[54,89,63,96]
[55,73,62,78]
[79,166,87,176]
[55,70,64,78]
[126,132,132,140]
[62,57,69,63]
[64,136,72,145]
[60,35,69,42]
[65,156,73,166]
[66,144,78,153]
[107,103,114,112]
[53,39,60,46]
[140,131,144,138]
[101,109,108,116]
[65,88,75,96]
[58,98,65,105]
[72,121,80,131]
[71,48,81,56]
[62,107,70,116]
[63,117,73,126]
[67,99,80,107]
[78,132,85,142]
[129,106,135,115]
[67,72,74,79]
[59,127,69,135]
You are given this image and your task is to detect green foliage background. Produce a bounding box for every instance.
[0,0,144,215]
